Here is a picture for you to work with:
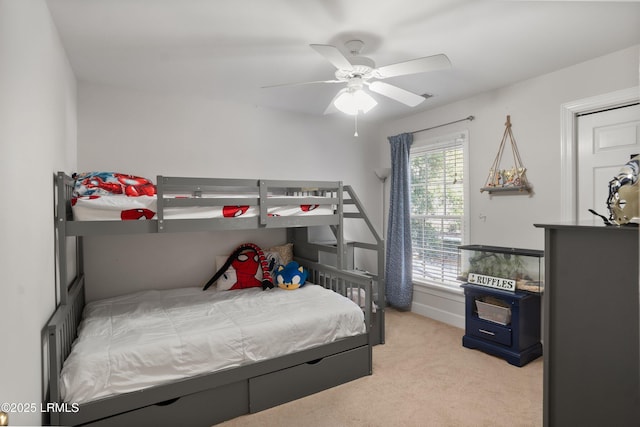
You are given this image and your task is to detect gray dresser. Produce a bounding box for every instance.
[535,223,639,427]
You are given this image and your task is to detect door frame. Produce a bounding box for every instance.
[560,86,639,221]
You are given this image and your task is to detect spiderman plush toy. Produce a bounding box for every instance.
[202,243,274,291]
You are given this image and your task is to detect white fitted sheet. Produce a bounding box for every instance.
[60,285,365,404]
[71,194,333,221]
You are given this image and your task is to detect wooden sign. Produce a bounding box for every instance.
[468,272,516,292]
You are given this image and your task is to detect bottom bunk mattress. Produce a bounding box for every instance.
[60,285,366,405]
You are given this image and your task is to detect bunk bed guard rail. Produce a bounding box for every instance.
[156,176,342,232]
[57,173,343,235]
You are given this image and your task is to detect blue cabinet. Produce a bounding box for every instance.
[461,283,542,367]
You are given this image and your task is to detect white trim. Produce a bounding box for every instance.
[411,283,465,329]
[560,86,640,221]
[412,131,467,153]
[413,278,464,296]
[409,129,469,329]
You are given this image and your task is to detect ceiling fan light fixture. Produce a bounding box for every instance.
[334,89,377,115]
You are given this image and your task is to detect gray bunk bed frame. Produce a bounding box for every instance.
[46,172,385,426]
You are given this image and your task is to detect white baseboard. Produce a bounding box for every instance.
[411,300,465,329]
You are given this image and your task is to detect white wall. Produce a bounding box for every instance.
[73,45,640,319]
[77,84,384,300]
[379,45,639,326]
[381,45,640,250]
[0,1,77,425]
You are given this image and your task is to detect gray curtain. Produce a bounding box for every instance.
[385,132,413,310]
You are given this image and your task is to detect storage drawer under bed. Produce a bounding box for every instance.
[80,380,248,427]
[249,345,371,413]
[78,345,371,426]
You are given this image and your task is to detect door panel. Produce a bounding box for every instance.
[577,104,640,222]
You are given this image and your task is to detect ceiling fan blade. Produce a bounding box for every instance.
[368,81,426,107]
[261,79,342,89]
[310,44,353,71]
[375,54,451,79]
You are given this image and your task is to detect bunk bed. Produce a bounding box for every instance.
[46,172,385,426]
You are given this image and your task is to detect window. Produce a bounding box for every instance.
[410,132,467,288]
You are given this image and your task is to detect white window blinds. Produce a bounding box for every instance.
[410,134,466,286]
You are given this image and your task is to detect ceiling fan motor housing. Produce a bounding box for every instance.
[340,39,376,77]
[335,65,374,81]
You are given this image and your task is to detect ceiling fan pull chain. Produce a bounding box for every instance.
[354,113,359,137]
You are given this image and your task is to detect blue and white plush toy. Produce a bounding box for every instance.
[276,261,308,290]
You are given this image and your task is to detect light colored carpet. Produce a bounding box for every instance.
[221,309,543,427]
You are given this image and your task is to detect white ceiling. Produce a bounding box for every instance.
[46,0,640,121]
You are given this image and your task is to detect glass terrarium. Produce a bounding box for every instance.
[458,245,544,293]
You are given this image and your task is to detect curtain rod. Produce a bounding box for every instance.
[411,115,475,134]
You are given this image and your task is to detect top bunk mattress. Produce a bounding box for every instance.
[70,172,335,221]
[60,284,366,404]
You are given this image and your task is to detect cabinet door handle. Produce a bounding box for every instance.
[479,329,495,336]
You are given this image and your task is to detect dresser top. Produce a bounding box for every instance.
[534,221,639,232]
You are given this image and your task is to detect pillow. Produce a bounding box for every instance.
[276,261,308,290]
[203,243,276,291]
[267,243,293,265]
[215,255,236,291]
[213,244,279,291]
[264,251,283,280]
[215,253,263,291]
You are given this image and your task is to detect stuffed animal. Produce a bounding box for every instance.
[276,261,308,290]
[203,243,274,291]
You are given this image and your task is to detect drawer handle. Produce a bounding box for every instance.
[155,397,180,406]
[306,357,324,365]
[479,329,495,336]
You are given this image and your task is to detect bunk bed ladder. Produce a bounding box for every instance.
[343,185,385,344]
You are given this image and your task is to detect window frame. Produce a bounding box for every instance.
[409,130,470,291]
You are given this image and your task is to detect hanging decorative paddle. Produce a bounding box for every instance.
[481,115,531,194]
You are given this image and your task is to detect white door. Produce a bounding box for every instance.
[577,103,640,223]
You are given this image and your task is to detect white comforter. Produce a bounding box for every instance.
[60,285,365,404]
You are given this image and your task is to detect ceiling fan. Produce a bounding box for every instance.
[264,40,451,116]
